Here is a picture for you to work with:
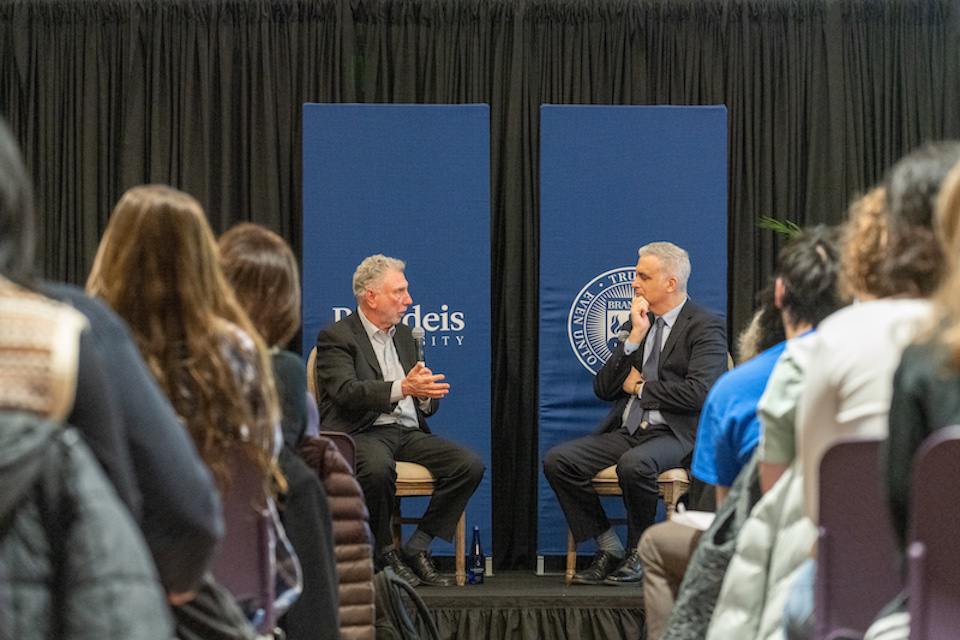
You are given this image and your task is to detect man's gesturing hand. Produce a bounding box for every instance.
[401,362,450,399]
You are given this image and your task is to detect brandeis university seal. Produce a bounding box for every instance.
[567,267,636,375]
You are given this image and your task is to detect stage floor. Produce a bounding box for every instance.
[415,571,645,640]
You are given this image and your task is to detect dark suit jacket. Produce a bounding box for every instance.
[593,299,728,450]
[315,311,439,436]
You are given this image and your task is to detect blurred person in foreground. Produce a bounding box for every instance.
[0,117,172,638]
[220,223,339,638]
[88,184,286,640]
[643,227,843,640]
[864,155,960,640]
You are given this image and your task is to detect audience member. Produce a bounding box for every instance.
[642,227,843,640]
[220,223,339,639]
[544,242,728,586]
[87,185,284,640]
[864,155,960,640]
[0,118,172,638]
[315,254,485,587]
[707,141,960,640]
[756,188,885,495]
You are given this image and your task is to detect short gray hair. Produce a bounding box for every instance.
[353,254,406,302]
[638,242,691,292]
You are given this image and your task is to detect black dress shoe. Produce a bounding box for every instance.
[572,551,622,585]
[603,549,644,585]
[401,550,454,587]
[380,548,421,587]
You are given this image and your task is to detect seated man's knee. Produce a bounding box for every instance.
[542,446,569,481]
[616,448,658,485]
[357,459,396,490]
[459,451,485,485]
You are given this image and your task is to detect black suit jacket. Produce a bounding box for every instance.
[593,299,727,450]
[315,311,439,436]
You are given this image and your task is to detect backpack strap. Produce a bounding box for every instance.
[388,571,440,640]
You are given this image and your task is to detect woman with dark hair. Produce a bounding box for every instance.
[220,222,340,639]
[798,142,960,524]
[87,185,284,640]
[219,223,307,447]
[0,120,171,638]
[708,142,960,640]
[886,157,960,554]
[860,156,960,640]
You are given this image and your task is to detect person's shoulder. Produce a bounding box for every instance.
[898,335,949,382]
[319,311,359,338]
[272,349,305,369]
[215,319,257,358]
[41,281,128,331]
[682,299,723,323]
[710,344,778,394]
[681,300,726,341]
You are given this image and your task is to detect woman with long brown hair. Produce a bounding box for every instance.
[87,184,283,640]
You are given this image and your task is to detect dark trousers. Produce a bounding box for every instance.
[353,424,485,553]
[543,424,688,549]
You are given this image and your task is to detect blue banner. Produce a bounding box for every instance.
[302,104,491,557]
[538,105,728,556]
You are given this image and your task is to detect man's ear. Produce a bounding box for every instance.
[364,288,377,309]
[665,276,678,293]
[774,277,785,310]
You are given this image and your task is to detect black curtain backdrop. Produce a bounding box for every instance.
[2,0,959,569]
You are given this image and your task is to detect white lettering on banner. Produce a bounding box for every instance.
[606,270,633,285]
[567,267,636,375]
[329,303,467,348]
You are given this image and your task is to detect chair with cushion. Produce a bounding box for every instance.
[306,346,320,403]
[564,466,691,584]
[307,346,468,587]
[815,437,901,640]
[907,425,960,640]
[393,461,468,587]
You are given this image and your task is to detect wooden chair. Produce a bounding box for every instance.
[306,346,319,401]
[307,346,468,586]
[564,466,690,584]
[393,461,468,586]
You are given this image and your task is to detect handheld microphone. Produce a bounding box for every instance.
[412,326,426,363]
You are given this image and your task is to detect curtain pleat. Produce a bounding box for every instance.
[2,0,959,569]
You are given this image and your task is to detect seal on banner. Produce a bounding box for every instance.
[567,267,636,375]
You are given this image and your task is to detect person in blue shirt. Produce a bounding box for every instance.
[639,226,844,640]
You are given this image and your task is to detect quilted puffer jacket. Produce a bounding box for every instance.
[706,461,816,640]
[0,413,172,640]
[301,435,376,640]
